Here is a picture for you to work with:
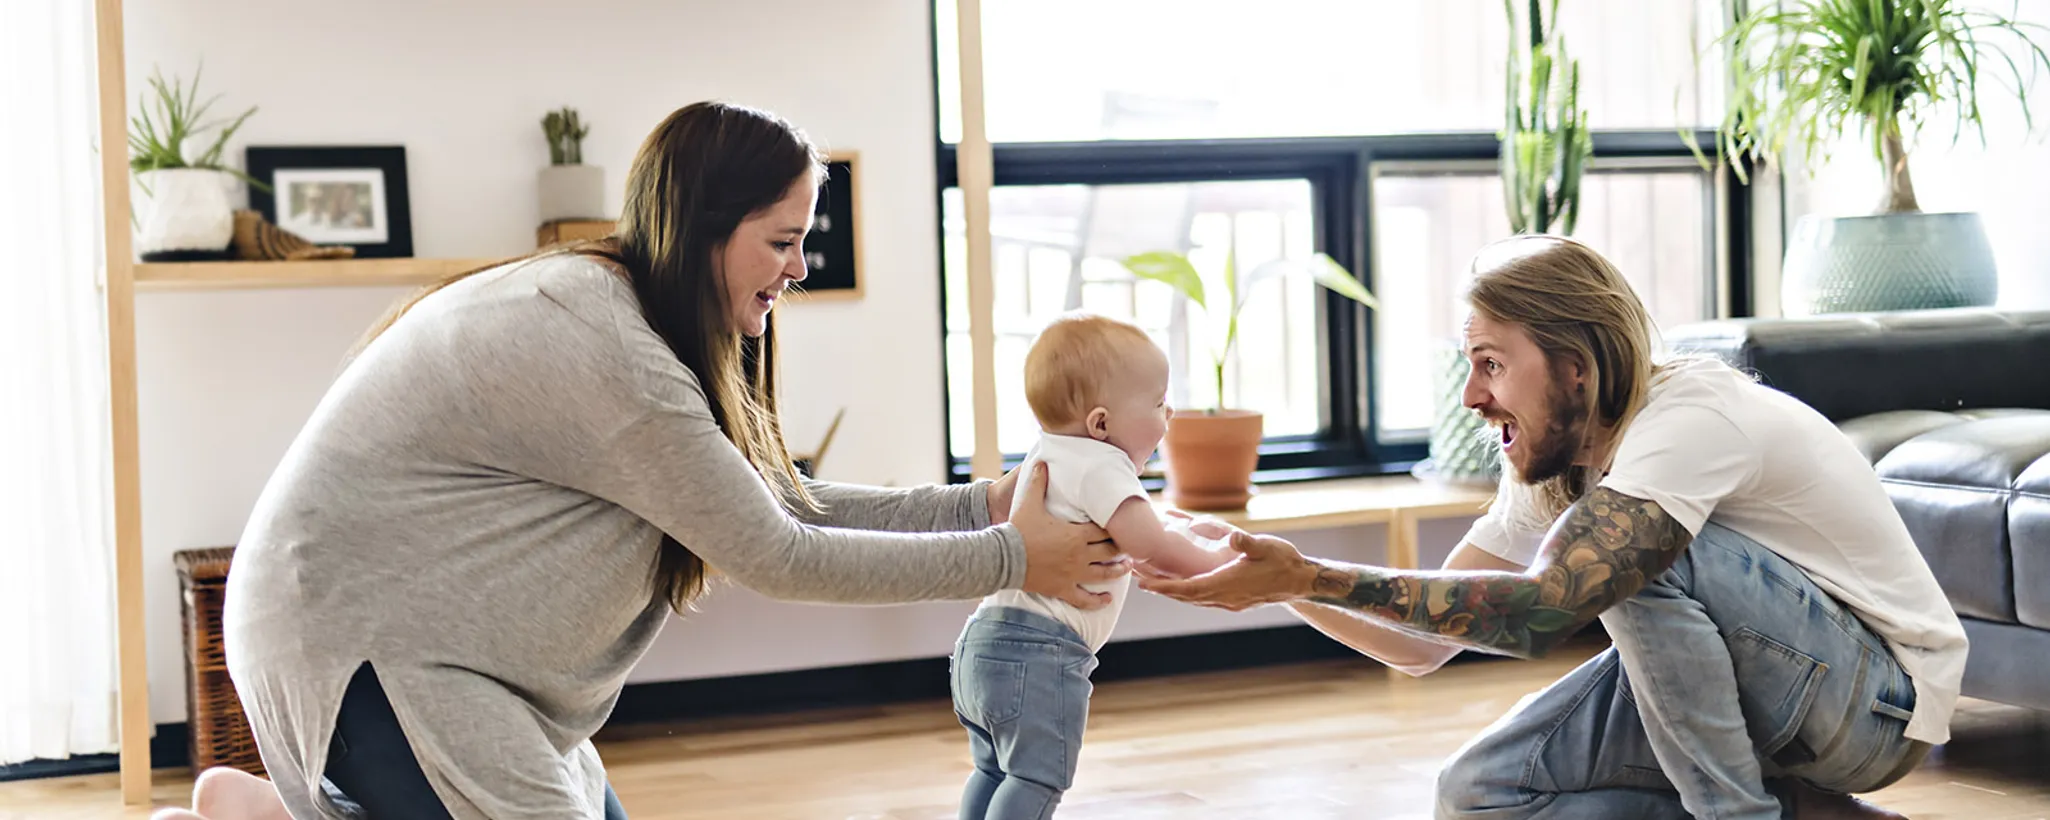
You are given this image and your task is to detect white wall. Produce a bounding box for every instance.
[125,0,955,723]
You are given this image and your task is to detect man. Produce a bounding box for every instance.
[1144,236,1967,819]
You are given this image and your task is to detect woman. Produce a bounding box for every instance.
[219,101,1122,820]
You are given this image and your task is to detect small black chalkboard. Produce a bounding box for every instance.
[801,154,860,298]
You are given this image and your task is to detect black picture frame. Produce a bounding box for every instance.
[799,153,861,299]
[245,145,412,259]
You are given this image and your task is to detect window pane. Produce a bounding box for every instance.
[944,179,1323,460]
[937,0,1723,143]
[1370,165,1715,440]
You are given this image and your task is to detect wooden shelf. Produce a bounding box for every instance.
[133,257,508,291]
[1155,475,1493,535]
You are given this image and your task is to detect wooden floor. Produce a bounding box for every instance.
[5,642,2047,819]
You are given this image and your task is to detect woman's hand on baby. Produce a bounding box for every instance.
[1011,462,1126,609]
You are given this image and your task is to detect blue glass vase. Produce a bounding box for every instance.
[1781,212,1998,316]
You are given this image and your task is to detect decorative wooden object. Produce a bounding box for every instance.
[536,219,615,248]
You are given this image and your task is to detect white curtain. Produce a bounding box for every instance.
[0,0,121,764]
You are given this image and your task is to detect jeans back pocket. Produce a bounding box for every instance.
[1726,626,1829,761]
[956,652,1027,728]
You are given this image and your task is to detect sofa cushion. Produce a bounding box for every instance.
[1668,309,2050,423]
[1860,412,2050,625]
[2009,457,2050,630]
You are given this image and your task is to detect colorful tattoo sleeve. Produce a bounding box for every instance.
[1306,486,1694,658]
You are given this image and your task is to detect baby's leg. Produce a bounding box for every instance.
[981,645,1094,820]
[191,766,292,820]
[150,810,207,820]
[954,620,1011,819]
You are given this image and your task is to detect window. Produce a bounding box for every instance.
[934,2,1749,482]
[1371,159,1719,440]
[942,178,1326,459]
[936,0,1726,144]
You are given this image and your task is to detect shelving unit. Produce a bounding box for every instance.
[134,258,508,292]
[90,0,511,801]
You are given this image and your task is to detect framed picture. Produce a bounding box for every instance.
[245,146,412,258]
[798,152,861,300]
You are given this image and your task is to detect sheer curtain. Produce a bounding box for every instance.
[0,0,121,764]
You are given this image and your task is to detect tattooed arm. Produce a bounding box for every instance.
[1141,486,1694,659]
[1306,486,1694,657]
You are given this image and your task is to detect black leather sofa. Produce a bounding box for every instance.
[1667,308,2050,712]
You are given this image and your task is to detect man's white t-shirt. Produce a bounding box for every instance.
[1461,357,1969,744]
[977,434,1148,652]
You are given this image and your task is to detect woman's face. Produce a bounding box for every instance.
[717,177,817,337]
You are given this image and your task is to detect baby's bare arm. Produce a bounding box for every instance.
[1104,497,1232,578]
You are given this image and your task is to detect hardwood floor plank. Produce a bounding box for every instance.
[4,642,2044,819]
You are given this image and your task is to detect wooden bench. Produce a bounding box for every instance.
[1157,475,1495,569]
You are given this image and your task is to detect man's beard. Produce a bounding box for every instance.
[1506,377,1590,485]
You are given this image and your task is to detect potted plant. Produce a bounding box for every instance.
[128,66,261,261]
[539,106,604,222]
[1701,0,2050,315]
[1119,250,1378,510]
[1421,0,1592,488]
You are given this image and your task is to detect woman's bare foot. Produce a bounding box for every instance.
[1788,780,1909,819]
[191,766,291,820]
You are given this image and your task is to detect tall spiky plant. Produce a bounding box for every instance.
[1501,0,1593,235]
[542,107,590,166]
[1704,0,2050,214]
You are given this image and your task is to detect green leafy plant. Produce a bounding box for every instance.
[127,65,263,189]
[543,106,590,165]
[1120,250,1378,413]
[1699,0,2050,214]
[1501,0,1592,234]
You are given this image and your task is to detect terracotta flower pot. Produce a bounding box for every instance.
[1161,409,1263,511]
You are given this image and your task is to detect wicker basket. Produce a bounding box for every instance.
[174,546,265,775]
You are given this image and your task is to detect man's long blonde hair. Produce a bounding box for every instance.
[1463,235,1667,522]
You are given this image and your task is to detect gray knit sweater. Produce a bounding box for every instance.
[223,254,1024,818]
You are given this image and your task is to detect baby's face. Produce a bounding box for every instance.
[1100,345,1173,472]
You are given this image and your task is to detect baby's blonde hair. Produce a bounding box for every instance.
[1025,312,1159,429]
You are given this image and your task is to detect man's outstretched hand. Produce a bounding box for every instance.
[1137,531,1318,611]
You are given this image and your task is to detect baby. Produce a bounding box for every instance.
[952,312,1233,820]
[150,766,289,820]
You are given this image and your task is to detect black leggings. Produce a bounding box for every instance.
[323,663,628,819]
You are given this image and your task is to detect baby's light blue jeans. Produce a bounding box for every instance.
[952,606,1098,820]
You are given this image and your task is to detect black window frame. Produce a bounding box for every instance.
[933,140,1753,489]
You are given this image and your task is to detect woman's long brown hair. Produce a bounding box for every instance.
[352,101,823,613]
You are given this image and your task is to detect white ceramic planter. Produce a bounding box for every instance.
[538,164,606,222]
[134,168,234,260]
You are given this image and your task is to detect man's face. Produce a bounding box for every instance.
[1461,312,1588,483]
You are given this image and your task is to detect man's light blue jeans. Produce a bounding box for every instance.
[1436,522,1932,819]
[952,606,1098,820]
